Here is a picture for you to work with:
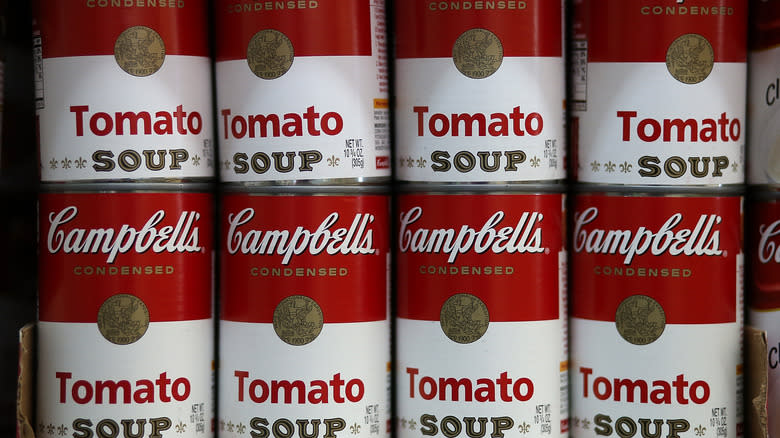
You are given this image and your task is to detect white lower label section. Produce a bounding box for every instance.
[396,318,566,438]
[38,55,215,182]
[574,62,745,185]
[748,46,780,185]
[749,309,780,438]
[216,56,390,182]
[219,320,390,438]
[37,319,214,437]
[570,318,741,438]
[394,57,566,182]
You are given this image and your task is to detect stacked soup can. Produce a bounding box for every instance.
[33,1,216,437]
[214,1,392,437]
[569,1,747,437]
[394,2,569,437]
[747,0,780,435]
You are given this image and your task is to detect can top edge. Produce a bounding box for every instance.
[397,183,567,194]
[748,185,780,200]
[220,184,391,195]
[39,182,216,193]
[572,184,746,196]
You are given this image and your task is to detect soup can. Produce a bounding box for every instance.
[396,185,569,438]
[219,185,391,438]
[32,1,215,183]
[37,184,215,438]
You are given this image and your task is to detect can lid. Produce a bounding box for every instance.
[397,182,567,195]
[38,181,214,194]
[220,183,390,196]
[572,183,745,197]
[748,185,780,201]
[219,176,391,187]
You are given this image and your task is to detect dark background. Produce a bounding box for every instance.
[0,0,39,435]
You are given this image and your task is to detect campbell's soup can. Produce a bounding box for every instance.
[32,1,215,183]
[747,188,780,438]
[219,187,391,437]
[394,1,566,183]
[570,189,744,438]
[570,0,747,186]
[396,187,569,438]
[747,0,780,185]
[215,1,390,184]
[37,185,214,438]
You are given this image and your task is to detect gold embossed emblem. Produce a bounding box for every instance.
[615,295,666,345]
[665,33,714,84]
[273,295,324,346]
[440,293,490,344]
[97,294,150,345]
[114,26,166,77]
[247,29,295,80]
[452,28,503,79]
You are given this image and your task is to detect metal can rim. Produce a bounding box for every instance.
[572,183,745,197]
[397,182,567,195]
[220,183,391,196]
[39,182,215,194]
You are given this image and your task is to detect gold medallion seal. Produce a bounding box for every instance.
[452,28,503,79]
[247,29,295,80]
[665,33,714,84]
[97,294,150,345]
[273,295,324,346]
[615,295,666,345]
[114,26,166,77]
[440,293,490,344]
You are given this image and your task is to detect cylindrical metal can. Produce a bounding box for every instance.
[32,1,215,183]
[747,188,780,438]
[37,184,214,437]
[570,0,747,186]
[393,1,566,184]
[215,1,390,184]
[395,186,568,437]
[570,188,744,438]
[747,0,780,185]
[219,186,391,437]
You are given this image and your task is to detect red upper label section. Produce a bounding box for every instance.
[38,192,213,323]
[750,0,780,50]
[395,0,562,58]
[573,0,747,62]
[220,194,389,324]
[748,197,780,310]
[33,0,209,58]
[571,194,742,324]
[396,193,564,322]
[216,0,372,61]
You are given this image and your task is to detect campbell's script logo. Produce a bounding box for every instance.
[573,207,723,265]
[225,209,377,265]
[46,207,203,263]
[758,219,780,264]
[398,207,545,263]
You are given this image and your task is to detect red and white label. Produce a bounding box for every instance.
[749,196,780,311]
[33,1,215,182]
[394,1,566,182]
[39,192,213,322]
[37,192,214,318]
[219,193,391,437]
[747,0,780,184]
[570,194,743,438]
[215,0,390,182]
[747,195,780,438]
[37,191,214,438]
[570,0,747,185]
[396,193,568,437]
